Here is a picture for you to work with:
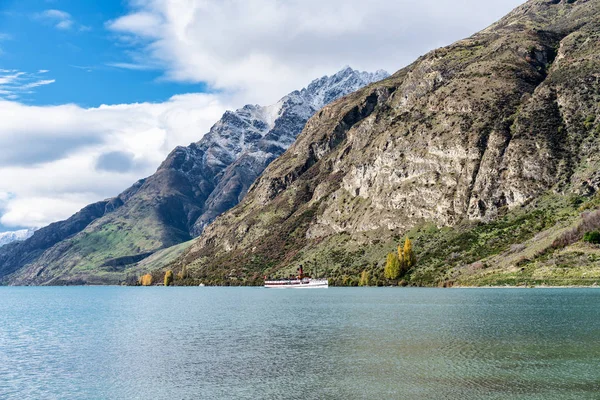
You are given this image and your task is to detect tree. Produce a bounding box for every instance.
[384,253,400,280]
[164,270,174,286]
[139,274,153,286]
[403,237,417,270]
[397,244,407,275]
[359,270,370,286]
[177,265,188,280]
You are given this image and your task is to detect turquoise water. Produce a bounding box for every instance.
[1,287,599,399]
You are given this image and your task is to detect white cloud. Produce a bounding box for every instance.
[0,93,231,228]
[35,9,89,31]
[106,62,156,71]
[1,195,90,228]
[69,65,94,73]
[1,0,528,228]
[108,11,163,38]
[0,71,25,85]
[56,19,74,30]
[0,70,55,100]
[20,79,55,89]
[42,9,70,20]
[37,9,73,30]
[107,0,525,104]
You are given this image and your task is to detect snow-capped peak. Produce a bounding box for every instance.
[195,67,389,171]
[159,67,389,235]
[0,228,36,247]
[301,67,390,111]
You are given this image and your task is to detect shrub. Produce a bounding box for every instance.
[553,210,600,248]
[164,270,174,286]
[584,115,596,130]
[583,231,600,244]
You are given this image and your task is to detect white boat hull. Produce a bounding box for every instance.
[264,278,328,289]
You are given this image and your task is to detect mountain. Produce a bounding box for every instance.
[190,66,389,234]
[1,67,387,285]
[0,229,35,247]
[160,0,600,286]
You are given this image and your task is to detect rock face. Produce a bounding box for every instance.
[189,66,389,234]
[1,67,387,285]
[175,0,600,284]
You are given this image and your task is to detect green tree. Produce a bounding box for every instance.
[403,237,417,270]
[359,270,370,286]
[384,253,400,280]
[164,270,174,286]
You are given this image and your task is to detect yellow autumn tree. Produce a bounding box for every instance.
[164,270,174,286]
[359,270,370,286]
[397,243,406,274]
[384,252,400,280]
[139,274,153,286]
[403,237,417,270]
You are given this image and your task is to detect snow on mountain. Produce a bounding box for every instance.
[197,67,388,157]
[0,228,36,247]
[0,67,389,285]
[188,66,390,234]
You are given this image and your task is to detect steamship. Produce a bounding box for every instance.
[264,266,328,289]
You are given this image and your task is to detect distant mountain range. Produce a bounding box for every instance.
[0,67,388,285]
[0,229,35,247]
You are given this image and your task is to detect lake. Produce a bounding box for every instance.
[1,287,599,399]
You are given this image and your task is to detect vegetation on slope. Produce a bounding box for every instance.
[149,0,600,287]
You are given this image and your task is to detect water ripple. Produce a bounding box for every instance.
[1,287,600,399]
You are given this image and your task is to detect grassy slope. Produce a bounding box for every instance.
[5,209,184,285]
[294,195,600,286]
[134,240,194,272]
[162,191,599,287]
[252,192,600,287]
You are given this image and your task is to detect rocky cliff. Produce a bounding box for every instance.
[2,67,387,285]
[171,0,600,286]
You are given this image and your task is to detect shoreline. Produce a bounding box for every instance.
[450,285,600,289]
[3,284,600,289]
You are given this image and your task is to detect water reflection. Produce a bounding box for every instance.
[1,287,599,399]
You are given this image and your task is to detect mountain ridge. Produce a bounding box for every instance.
[161,0,600,286]
[1,67,388,285]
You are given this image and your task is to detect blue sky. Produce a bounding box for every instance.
[0,0,208,107]
[0,0,526,233]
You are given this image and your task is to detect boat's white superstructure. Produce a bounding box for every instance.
[264,278,328,289]
[265,265,328,288]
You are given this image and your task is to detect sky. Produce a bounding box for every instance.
[0,0,525,232]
